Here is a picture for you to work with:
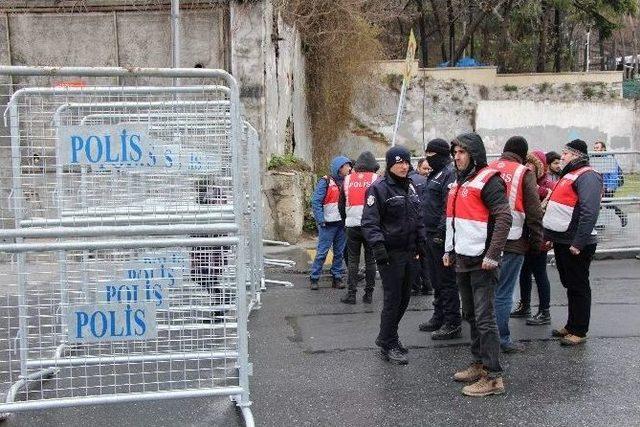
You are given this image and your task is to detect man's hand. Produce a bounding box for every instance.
[442,253,452,267]
[481,258,499,270]
[569,246,581,255]
[542,241,553,251]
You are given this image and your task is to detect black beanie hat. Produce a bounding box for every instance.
[385,146,411,170]
[546,151,561,164]
[503,136,528,163]
[425,138,450,156]
[565,139,588,156]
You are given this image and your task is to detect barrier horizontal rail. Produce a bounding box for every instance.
[20,213,235,227]
[0,223,239,239]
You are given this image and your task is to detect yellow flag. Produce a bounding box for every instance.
[403,29,417,82]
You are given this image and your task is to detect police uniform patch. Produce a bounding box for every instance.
[367,195,375,206]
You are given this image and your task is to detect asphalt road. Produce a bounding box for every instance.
[3,258,640,426]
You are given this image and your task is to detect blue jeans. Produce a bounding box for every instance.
[494,252,525,347]
[310,222,346,280]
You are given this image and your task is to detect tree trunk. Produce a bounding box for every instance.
[451,0,507,67]
[497,0,513,72]
[621,29,628,79]
[630,15,638,77]
[414,0,429,67]
[429,0,448,62]
[536,0,549,72]
[553,6,562,71]
[447,0,455,64]
[599,31,605,70]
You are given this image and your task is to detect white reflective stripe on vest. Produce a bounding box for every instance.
[452,218,489,257]
[543,200,574,232]
[323,203,341,222]
[505,163,526,241]
[345,205,364,227]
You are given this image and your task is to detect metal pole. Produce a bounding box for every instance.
[391,80,407,147]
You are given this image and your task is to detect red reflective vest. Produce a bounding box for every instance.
[445,167,501,257]
[489,159,527,241]
[322,176,342,222]
[543,166,594,232]
[344,172,378,227]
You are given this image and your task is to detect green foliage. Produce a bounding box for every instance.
[582,86,597,98]
[302,198,318,234]
[503,84,518,92]
[538,82,552,93]
[267,153,311,172]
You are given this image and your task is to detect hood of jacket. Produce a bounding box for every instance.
[330,155,352,178]
[526,151,545,179]
[451,132,488,181]
[353,151,380,173]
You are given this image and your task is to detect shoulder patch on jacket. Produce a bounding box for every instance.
[366,195,375,206]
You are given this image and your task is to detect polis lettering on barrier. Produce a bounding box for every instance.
[67,302,158,343]
[70,129,143,165]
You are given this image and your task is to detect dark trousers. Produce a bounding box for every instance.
[412,250,433,293]
[376,250,415,349]
[519,251,551,311]
[346,227,376,293]
[603,189,625,222]
[425,235,461,326]
[554,243,597,337]
[458,268,502,376]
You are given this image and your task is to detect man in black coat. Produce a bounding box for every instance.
[362,145,427,365]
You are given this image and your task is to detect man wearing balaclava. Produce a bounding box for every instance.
[417,138,462,341]
[361,145,427,366]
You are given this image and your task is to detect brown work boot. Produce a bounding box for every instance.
[551,327,569,337]
[560,334,586,346]
[453,363,487,383]
[462,375,505,397]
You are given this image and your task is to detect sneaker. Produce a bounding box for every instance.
[560,334,586,346]
[332,278,345,289]
[340,292,356,305]
[431,324,462,340]
[501,342,525,354]
[418,318,442,332]
[551,327,569,337]
[380,347,408,365]
[362,291,373,304]
[526,310,551,326]
[310,279,319,290]
[462,376,505,397]
[510,301,530,318]
[453,363,487,382]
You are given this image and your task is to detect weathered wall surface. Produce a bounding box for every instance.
[345,69,638,172]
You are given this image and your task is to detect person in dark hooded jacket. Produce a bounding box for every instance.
[444,132,512,397]
[340,151,380,304]
[417,138,462,340]
[408,163,434,297]
[309,156,352,290]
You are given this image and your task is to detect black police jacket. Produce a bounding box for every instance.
[361,173,427,252]
[424,162,456,238]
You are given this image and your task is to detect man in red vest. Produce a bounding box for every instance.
[309,156,352,290]
[444,133,512,397]
[543,139,602,346]
[490,136,544,354]
[340,151,380,304]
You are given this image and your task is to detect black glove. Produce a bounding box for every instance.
[372,243,389,266]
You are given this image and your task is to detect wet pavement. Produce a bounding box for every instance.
[4,258,640,426]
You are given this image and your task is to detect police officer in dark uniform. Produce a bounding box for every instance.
[418,138,462,340]
[362,146,427,365]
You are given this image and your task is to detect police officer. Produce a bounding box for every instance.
[362,146,427,365]
[417,138,462,340]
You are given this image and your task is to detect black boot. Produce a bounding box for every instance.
[380,347,408,365]
[310,279,319,290]
[510,301,530,318]
[418,318,442,332]
[332,277,345,289]
[341,292,357,305]
[526,309,551,325]
[396,339,409,354]
[431,323,462,340]
[362,290,373,304]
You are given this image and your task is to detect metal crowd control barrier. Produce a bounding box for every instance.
[0,66,255,426]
